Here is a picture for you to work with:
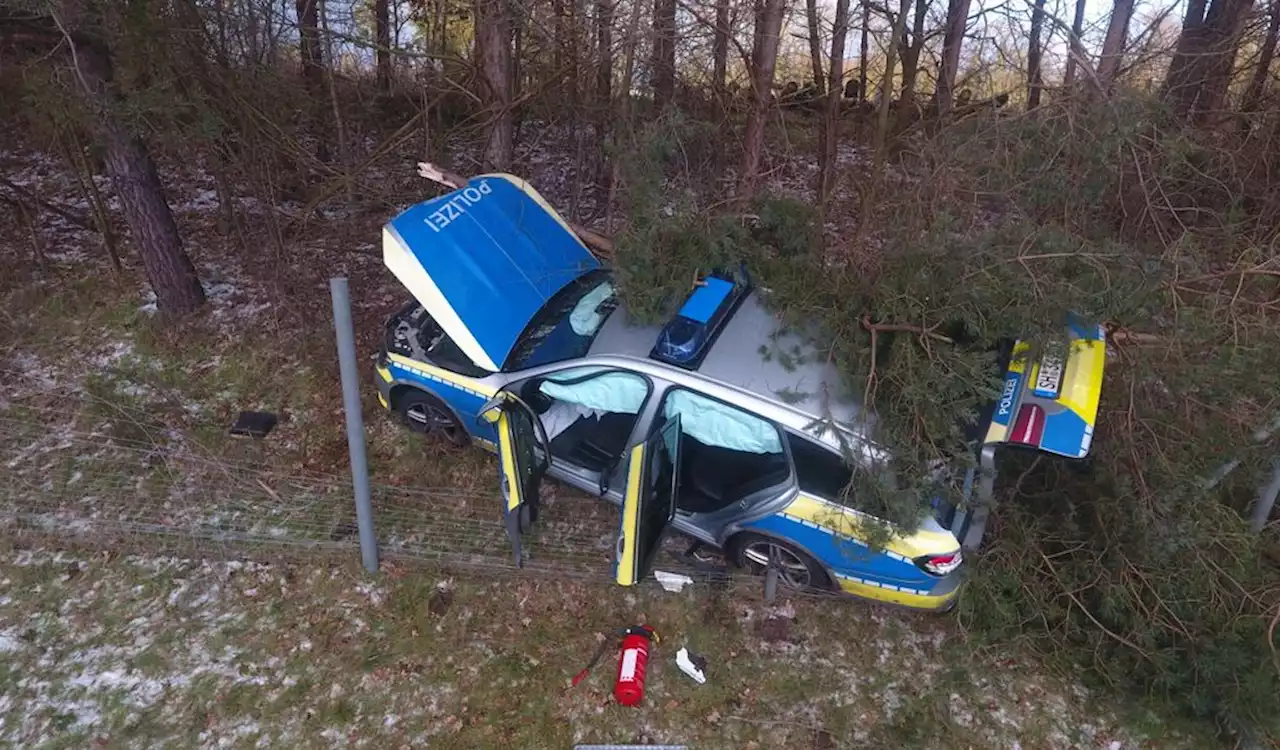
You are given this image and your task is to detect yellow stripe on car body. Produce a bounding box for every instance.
[781,493,960,561]
[496,412,522,513]
[614,442,646,586]
[386,352,498,397]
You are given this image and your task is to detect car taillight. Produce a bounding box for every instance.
[916,551,963,576]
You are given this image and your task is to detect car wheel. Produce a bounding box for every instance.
[396,390,469,447]
[730,533,832,592]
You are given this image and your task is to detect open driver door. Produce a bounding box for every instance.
[614,416,682,586]
[479,394,550,567]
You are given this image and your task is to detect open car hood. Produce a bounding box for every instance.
[382,174,600,372]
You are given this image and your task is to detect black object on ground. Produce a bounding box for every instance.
[229,411,278,438]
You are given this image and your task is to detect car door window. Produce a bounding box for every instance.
[518,366,650,473]
[659,389,788,514]
[787,432,854,503]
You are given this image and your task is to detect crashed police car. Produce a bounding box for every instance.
[373,173,1106,611]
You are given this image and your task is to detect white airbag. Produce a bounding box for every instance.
[540,369,647,414]
[664,390,782,454]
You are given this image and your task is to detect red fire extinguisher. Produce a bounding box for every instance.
[571,625,660,707]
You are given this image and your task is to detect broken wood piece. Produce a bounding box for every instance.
[415,161,615,259]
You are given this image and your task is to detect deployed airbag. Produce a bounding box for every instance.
[539,369,647,415]
[664,390,782,454]
[569,281,615,336]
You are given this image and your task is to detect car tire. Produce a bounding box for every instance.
[395,390,469,447]
[729,533,833,592]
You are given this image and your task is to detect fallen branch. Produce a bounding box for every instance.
[0,176,95,230]
[859,315,955,344]
[416,161,614,259]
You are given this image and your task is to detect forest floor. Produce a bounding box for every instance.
[0,125,1215,748]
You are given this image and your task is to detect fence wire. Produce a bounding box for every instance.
[0,391,840,600]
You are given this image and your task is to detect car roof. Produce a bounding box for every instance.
[587,290,866,433]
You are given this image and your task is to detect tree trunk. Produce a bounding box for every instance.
[620,0,647,121]
[475,0,513,168]
[65,26,205,314]
[1162,0,1255,120]
[1162,0,1209,102]
[859,0,870,99]
[651,0,677,108]
[1063,0,1087,87]
[935,0,971,112]
[554,0,567,87]
[739,0,787,200]
[1027,0,1046,108]
[874,0,911,159]
[596,0,613,141]
[806,0,825,92]
[818,0,851,203]
[1096,0,1135,90]
[713,0,731,99]
[297,0,328,161]
[895,0,930,130]
[375,0,391,92]
[1242,0,1280,112]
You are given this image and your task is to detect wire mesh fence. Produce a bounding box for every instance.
[0,387,835,600]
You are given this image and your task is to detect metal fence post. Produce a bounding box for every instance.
[1250,457,1280,533]
[330,277,379,573]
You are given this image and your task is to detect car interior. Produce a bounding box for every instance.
[653,389,790,515]
[518,369,647,473]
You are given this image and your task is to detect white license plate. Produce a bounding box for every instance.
[1034,355,1063,397]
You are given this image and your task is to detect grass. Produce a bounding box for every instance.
[0,547,1198,749]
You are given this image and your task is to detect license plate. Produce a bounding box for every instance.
[1033,352,1064,398]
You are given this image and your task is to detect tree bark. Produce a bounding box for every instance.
[806,0,825,92]
[1096,0,1135,90]
[1242,0,1280,112]
[1163,0,1209,101]
[619,0,647,121]
[554,0,568,92]
[859,0,870,100]
[713,0,731,99]
[475,0,513,168]
[651,0,677,108]
[818,0,851,203]
[935,0,971,112]
[596,0,613,141]
[375,0,391,92]
[61,20,205,314]
[895,0,930,130]
[1063,0,1087,87]
[1162,0,1255,120]
[874,0,911,159]
[739,0,787,200]
[1027,0,1046,108]
[297,0,327,161]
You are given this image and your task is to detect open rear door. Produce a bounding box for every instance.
[614,417,682,586]
[481,395,550,567]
